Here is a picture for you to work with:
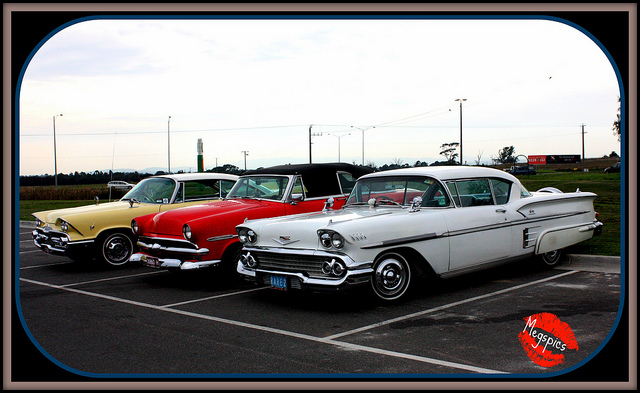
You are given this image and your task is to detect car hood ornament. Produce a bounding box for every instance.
[273,235,300,245]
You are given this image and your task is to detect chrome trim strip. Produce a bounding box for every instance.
[361,232,443,249]
[241,246,358,265]
[357,211,597,251]
[136,239,209,255]
[130,253,221,270]
[207,234,238,242]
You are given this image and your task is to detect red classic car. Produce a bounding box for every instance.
[129,163,373,272]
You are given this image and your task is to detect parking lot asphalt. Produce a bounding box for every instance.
[12,221,629,387]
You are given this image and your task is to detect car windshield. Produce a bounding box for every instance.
[121,178,176,204]
[346,176,450,207]
[227,176,290,201]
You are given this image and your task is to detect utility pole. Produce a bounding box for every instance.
[167,116,171,173]
[308,125,322,163]
[241,150,249,170]
[581,124,586,172]
[455,99,467,165]
[53,114,63,189]
[309,125,312,163]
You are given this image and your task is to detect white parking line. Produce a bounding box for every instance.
[325,270,580,340]
[19,261,77,269]
[159,286,269,308]
[58,271,166,287]
[19,277,507,374]
[19,249,46,255]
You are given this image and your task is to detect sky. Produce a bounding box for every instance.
[18,16,622,176]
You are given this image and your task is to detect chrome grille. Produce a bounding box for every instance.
[138,236,199,256]
[253,251,334,278]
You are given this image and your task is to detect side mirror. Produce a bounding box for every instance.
[290,193,304,205]
[323,197,335,211]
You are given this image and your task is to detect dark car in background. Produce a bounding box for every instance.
[508,165,536,176]
[604,162,620,173]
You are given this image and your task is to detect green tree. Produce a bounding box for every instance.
[613,96,621,141]
[496,146,516,164]
[439,142,460,164]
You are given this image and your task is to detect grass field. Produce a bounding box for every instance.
[18,171,623,256]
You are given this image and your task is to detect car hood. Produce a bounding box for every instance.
[33,201,150,224]
[138,198,280,237]
[242,206,417,249]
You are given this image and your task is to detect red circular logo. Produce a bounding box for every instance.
[518,312,579,367]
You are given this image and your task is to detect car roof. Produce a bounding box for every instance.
[242,163,375,197]
[360,166,519,182]
[154,172,239,181]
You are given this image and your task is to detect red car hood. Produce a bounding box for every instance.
[137,199,279,237]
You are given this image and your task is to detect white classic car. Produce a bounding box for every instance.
[236,166,603,301]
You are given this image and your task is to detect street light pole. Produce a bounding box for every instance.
[53,114,63,189]
[351,126,374,165]
[331,133,350,162]
[241,150,249,170]
[455,99,467,165]
[167,116,171,173]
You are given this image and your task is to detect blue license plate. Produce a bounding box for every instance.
[270,275,288,291]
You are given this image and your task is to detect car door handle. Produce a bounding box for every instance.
[495,208,507,213]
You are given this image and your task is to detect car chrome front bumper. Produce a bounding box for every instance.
[237,247,373,292]
[130,252,221,271]
[32,227,94,256]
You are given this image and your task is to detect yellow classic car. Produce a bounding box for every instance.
[31,173,238,266]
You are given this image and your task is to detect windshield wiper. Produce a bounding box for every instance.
[376,199,404,207]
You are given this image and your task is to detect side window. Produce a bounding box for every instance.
[420,181,451,207]
[220,180,236,198]
[491,178,511,205]
[183,180,223,202]
[174,183,184,203]
[447,182,461,207]
[291,177,306,198]
[337,172,357,194]
[452,179,494,207]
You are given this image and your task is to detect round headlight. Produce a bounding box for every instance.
[331,232,344,249]
[35,218,43,227]
[320,232,332,248]
[247,230,257,244]
[182,224,192,240]
[60,221,69,233]
[238,228,248,243]
[238,228,257,244]
[131,219,139,234]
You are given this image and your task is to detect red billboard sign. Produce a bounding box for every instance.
[528,155,547,165]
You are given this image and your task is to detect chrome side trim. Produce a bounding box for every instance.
[207,234,238,242]
[130,253,221,270]
[360,232,443,249]
[136,239,209,255]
